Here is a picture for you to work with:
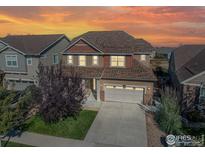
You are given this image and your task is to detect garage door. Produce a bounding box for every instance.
[104,85,144,104]
[7,79,34,91]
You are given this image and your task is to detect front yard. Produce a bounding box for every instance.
[26,110,97,140]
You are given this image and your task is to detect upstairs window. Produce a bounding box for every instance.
[53,54,59,64]
[200,87,205,99]
[5,55,18,67]
[27,58,32,65]
[92,56,99,65]
[79,56,86,66]
[111,56,125,67]
[140,55,146,61]
[67,55,73,64]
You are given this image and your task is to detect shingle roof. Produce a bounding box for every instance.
[63,67,104,79]
[173,45,205,82]
[63,60,156,81]
[68,31,153,54]
[0,34,66,55]
[101,60,156,81]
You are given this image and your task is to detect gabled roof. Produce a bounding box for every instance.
[65,31,153,54]
[173,45,205,83]
[0,34,69,55]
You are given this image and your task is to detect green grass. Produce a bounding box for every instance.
[26,110,97,140]
[1,141,33,147]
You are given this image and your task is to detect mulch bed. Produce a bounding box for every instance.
[146,112,167,147]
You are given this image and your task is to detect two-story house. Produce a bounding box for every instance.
[169,45,205,109]
[62,31,157,105]
[0,34,70,90]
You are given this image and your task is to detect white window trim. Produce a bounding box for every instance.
[27,58,32,65]
[140,55,146,61]
[5,55,18,68]
[53,54,59,64]
[79,56,86,66]
[110,56,125,67]
[67,55,73,65]
[92,56,99,65]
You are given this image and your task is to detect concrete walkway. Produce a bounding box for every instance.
[84,102,147,147]
[3,132,94,147]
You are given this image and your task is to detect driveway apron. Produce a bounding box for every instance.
[84,102,147,147]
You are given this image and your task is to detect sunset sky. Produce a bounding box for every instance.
[0,6,205,47]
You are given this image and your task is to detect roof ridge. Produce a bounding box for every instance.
[176,45,205,71]
[5,34,64,37]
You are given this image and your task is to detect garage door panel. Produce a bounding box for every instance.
[104,85,144,104]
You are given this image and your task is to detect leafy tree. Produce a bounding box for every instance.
[156,87,182,134]
[38,63,86,123]
[0,86,38,147]
[0,70,5,87]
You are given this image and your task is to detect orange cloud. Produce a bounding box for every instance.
[0,6,204,47]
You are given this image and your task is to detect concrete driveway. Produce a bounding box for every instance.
[84,102,147,147]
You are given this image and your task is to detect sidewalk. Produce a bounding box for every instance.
[3,132,94,147]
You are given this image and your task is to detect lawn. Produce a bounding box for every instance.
[1,141,33,147]
[26,110,97,140]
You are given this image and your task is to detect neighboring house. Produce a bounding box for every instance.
[0,34,70,90]
[62,31,157,105]
[154,47,175,60]
[169,45,205,108]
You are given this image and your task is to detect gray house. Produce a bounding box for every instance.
[0,34,70,90]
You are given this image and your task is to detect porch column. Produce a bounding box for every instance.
[96,79,101,101]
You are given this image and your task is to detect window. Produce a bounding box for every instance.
[67,55,73,64]
[92,56,99,65]
[5,55,18,67]
[53,54,59,64]
[200,87,205,97]
[79,56,86,66]
[27,58,32,65]
[111,56,125,67]
[140,55,146,61]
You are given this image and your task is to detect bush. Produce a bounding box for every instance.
[0,86,10,100]
[156,87,182,134]
[0,92,20,135]
[0,85,40,136]
[186,110,205,123]
[38,64,86,123]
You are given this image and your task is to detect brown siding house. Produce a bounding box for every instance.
[169,45,205,109]
[62,31,156,105]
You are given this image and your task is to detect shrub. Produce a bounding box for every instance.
[0,92,21,135]
[156,87,182,134]
[0,86,10,100]
[38,63,86,123]
[0,85,39,136]
[186,110,205,123]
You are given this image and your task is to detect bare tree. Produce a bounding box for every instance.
[38,63,86,123]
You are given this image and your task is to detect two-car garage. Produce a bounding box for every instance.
[104,84,144,104]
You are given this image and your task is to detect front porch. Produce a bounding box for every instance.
[83,78,102,110]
